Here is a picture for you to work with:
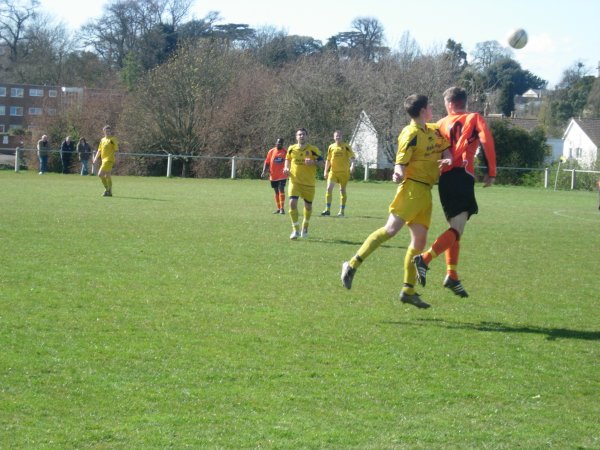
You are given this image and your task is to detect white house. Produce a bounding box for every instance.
[485,116,563,163]
[562,118,600,168]
[349,110,393,169]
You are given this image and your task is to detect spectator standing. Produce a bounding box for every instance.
[60,136,75,174]
[77,137,92,176]
[37,135,50,175]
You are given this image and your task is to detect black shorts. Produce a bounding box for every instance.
[270,179,287,191]
[438,168,478,220]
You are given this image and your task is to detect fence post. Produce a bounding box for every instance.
[364,164,369,181]
[544,168,549,188]
[231,156,237,179]
[14,148,20,173]
[166,154,173,177]
[570,169,576,190]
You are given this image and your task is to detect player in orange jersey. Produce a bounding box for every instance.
[413,86,496,298]
[261,138,288,214]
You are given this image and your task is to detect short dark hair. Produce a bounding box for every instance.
[404,94,428,118]
[276,138,284,144]
[443,87,467,109]
[296,128,307,135]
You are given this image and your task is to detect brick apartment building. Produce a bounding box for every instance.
[0,82,63,150]
[0,82,122,152]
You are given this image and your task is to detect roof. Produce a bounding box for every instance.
[572,118,600,147]
[485,116,541,132]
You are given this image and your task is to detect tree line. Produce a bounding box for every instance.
[2,0,599,177]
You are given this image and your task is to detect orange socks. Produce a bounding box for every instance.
[423,228,460,264]
[445,240,460,279]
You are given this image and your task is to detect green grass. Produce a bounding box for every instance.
[1,171,599,449]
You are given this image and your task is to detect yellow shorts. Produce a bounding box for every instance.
[328,171,350,187]
[388,179,432,228]
[100,160,114,172]
[289,182,315,203]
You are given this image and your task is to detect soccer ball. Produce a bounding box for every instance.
[507,28,528,49]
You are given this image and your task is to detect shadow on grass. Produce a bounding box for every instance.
[318,215,386,220]
[307,238,406,249]
[110,196,169,202]
[384,318,600,341]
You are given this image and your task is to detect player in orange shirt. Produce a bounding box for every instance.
[261,138,288,214]
[413,86,496,298]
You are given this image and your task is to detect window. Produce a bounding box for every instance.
[575,148,583,158]
[10,88,24,97]
[0,125,5,133]
[0,87,6,96]
[47,108,57,116]
[0,105,5,115]
[29,88,44,97]
[2,136,8,144]
[10,106,23,116]
[48,90,57,97]
[28,107,43,115]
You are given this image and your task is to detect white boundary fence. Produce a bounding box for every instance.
[4,148,600,189]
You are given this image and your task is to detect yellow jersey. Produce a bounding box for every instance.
[98,136,119,162]
[327,142,355,173]
[396,120,449,186]
[286,143,322,187]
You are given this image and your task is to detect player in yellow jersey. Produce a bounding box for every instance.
[321,130,355,217]
[341,94,452,308]
[93,125,119,197]
[283,128,323,239]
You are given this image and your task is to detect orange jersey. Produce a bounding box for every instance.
[264,147,288,181]
[437,112,496,177]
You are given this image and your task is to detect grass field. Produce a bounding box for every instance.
[1,171,599,449]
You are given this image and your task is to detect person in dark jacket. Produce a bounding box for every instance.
[37,135,50,174]
[77,137,92,175]
[60,136,75,174]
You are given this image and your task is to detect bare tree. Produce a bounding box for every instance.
[0,0,38,62]
[328,17,387,62]
[351,16,386,61]
[0,0,38,80]
[121,41,247,176]
[81,0,192,70]
[471,40,511,71]
[15,13,77,84]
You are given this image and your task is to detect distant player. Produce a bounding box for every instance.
[321,130,356,217]
[93,125,119,197]
[341,94,451,308]
[413,86,497,297]
[261,138,288,214]
[283,128,323,239]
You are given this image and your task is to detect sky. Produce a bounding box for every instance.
[39,0,600,88]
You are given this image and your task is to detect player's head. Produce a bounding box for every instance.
[296,128,307,144]
[276,138,284,148]
[404,94,430,120]
[41,134,47,141]
[443,87,467,113]
[333,130,342,142]
[103,125,112,135]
